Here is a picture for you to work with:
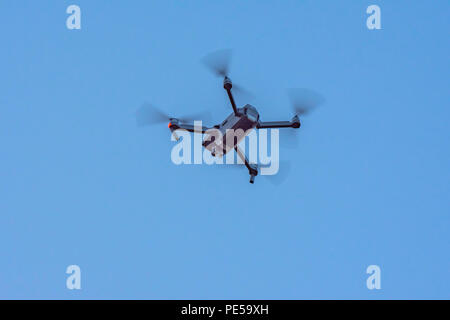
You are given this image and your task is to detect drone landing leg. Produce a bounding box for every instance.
[234,146,258,184]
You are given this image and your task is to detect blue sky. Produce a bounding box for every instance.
[0,1,449,299]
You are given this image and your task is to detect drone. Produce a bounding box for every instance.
[137,49,324,184]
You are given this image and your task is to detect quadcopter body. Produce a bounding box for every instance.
[137,50,323,184]
[167,76,301,183]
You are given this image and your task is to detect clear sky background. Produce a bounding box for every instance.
[0,1,449,299]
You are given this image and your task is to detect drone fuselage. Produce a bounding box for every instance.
[203,104,259,157]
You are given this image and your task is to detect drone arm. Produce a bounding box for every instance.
[169,123,209,134]
[257,115,301,129]
[257,121,293,128]
[225,89,239,115]
[223,77,239,116]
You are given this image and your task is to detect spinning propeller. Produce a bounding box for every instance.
[201,49,253,100]
[288,88,325,116]
[281,88,325,148]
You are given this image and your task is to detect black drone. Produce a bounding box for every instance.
[136,50,324,184]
